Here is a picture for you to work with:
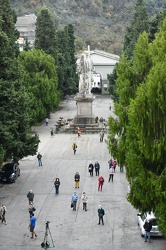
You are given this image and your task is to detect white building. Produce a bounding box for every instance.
[77,50,120,94]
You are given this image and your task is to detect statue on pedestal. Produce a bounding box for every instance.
[77,46,94,95]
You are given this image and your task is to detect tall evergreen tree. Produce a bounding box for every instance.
[123,0,149,59]
[35,8,57,62]
[107,19,166,236]
[0,0,39,162]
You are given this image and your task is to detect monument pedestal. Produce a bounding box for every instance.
[74,94,95,125]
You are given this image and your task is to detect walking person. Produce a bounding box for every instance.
[50,126,54,136]
[0,205,7,225]
[77,127,81,137]
[28,213,37,238]
[72,142,77,155]
[99,130,104,142]
[27,190,34,205]
[71,191,78,211]
[54,178,60,195]
[29,202,36,218]
[94,161,100,176]
[45,117,48,126]
[143,218,152,243]
[108,167,114,182]
[74,172,80,188]
[37,152,42,166]
[88,163,94,176]
[98,205,105,225]
[81,192,88,211]
[98,176,105,191]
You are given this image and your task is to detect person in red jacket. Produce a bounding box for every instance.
[98,176,104,191]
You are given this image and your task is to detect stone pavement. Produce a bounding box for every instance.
[0,96,165,250]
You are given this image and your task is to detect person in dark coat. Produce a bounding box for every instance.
[98,205,105,225]
[74,172,80,188]
[88,163,94,176]
[143,219,152,242]
[54,178,60,195]
[27,190,34,205]
[94,161,100,176]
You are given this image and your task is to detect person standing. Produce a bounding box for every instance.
[72,143,77,155]
[94,161,100,176]
[27,190,34,204]
[37,152,42,166]
[99,130,104,142]
[108,167,114,182]
[28,213,37,238]
[98,176,105,191]
[98,205,105,225]
[143,219,152,243]
[108,158,113,169]
[71,191,78,211]
[81,192,88,211]
[112,160,117,172]
[0,205,7,225]
[88,163,94,176]
[45,117,48,126]
[74,172,80,188]
[54,178,60,195]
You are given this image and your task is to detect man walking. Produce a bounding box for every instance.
[72,143,77,155]
[94,161,100,176]
[81,192,88,211]
[143,218,152,243]
[71,191,78,211]
[74,172,80,188]
[54,178,60,195]
[28,213,37,238]
[98,205,105,225]
[98,176,105,191]
[37,152,42,166]
[0,204,7,225]
[27,190,34,205]
[99,130,104,142]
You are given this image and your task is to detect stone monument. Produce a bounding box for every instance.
[74,46,95,125]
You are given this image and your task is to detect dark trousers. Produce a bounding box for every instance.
[95,169,99,176]
[98,215,104,225]
[1,213,6,224]
[108,174,114,182]
[89,170,93,176]
[55,186,59,195]
[83,203,87,211]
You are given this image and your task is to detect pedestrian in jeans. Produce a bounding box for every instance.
[54,178,60,195]
[108,167,114,182]
[72,143,77,155]
[37,152,42,166]
[0,205,7,225]
[143,219,152,243]
[71,191,78,211]
[81,192,88,211]
[94,161,100,176]
[98,205,105,225]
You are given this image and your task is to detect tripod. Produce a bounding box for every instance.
[41,221,55,249]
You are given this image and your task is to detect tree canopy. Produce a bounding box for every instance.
[107,19,166,236]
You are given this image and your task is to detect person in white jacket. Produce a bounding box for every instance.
[81,192,88,211]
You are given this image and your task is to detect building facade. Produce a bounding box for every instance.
[77,50,120,94]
